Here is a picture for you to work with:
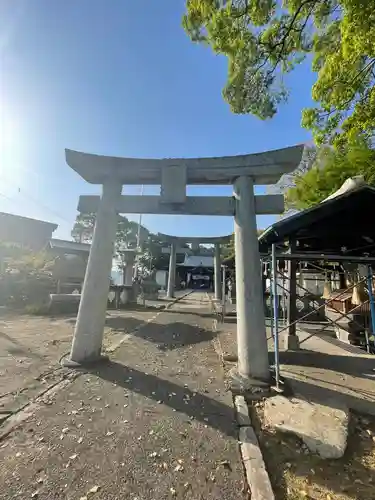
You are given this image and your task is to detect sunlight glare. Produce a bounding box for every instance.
[0,111,26,186]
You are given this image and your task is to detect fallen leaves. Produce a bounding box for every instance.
[218,459,232,471]
[88,485,101,494]
[79,485,101,499]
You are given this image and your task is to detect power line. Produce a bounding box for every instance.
[0,169,73,225]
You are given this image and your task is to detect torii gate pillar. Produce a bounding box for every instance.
[64,180,121,365]
[214,243,222,301]
[166,241,177,299]
[234,176,269,385]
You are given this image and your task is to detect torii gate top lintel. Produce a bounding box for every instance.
[65,145,304,186]
[158,233,231,245]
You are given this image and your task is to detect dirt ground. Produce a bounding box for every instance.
[0,292,246,500]
[0,306,162,415]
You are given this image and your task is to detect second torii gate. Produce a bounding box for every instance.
[158,233,231,300]
[62,144,304,391]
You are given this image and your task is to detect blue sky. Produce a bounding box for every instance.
[0,0,316,240]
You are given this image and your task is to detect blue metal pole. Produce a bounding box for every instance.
[268,260,274,345]
[367,265,375,348]
[271,244,280,389]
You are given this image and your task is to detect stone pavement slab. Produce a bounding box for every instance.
[0,292,247,500]
[264,394,349,459]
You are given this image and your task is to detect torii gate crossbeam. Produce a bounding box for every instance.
[158,233,232,300]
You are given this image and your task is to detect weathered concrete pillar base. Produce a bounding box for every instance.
[282,333,300,350]
[61,354,109,368]
[228,367,271,399]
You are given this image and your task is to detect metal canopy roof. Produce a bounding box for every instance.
[259,185,375,256]
[48,238,91,254]
[65,145,304,185]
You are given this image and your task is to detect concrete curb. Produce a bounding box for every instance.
[234,396,275,500]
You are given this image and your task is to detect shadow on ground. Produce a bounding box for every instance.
[104,315,218,350]
[152,309,215,319]
[84,360,237,438]
[279,350,375,378]
[222,317,237,324]
[105,316,144,332]
[0,330,45,360]
[282,373,375,417]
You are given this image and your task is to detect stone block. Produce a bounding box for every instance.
[264,395,349,459]
[48,294,81,314]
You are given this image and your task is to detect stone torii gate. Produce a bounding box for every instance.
[158,233,231,300]
[62,145,304,389]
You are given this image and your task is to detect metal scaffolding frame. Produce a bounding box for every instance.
[263,245,375,389]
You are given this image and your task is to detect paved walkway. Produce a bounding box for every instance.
[0,292,247,500]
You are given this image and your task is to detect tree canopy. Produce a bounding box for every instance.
[183,0,375,147]
[71,213,175,275]
[71,213,149,254]
[286,140,375,209]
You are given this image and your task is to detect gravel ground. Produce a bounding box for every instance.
[0,292,247,499]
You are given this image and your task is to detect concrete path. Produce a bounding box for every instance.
[0,291,247,500]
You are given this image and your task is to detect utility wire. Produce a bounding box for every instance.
[0,176,73,227]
